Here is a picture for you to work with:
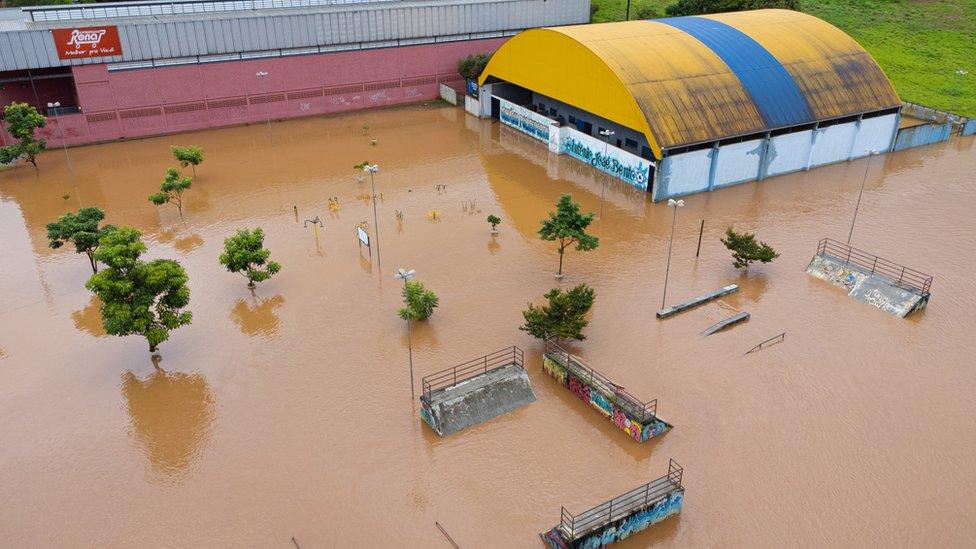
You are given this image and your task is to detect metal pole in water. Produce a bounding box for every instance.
[695,219,704,258]
[848,150,876,245]
[395,268,416,398]
[662,199,684,309]
[368,167,382,270]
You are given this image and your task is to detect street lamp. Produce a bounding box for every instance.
[362,163,382,269]
[847,149,878,245]
[46,101,73,176]
[598,128,614,217]
[661,198,684,309]
[395,267,416,399]
[255,71,273,144]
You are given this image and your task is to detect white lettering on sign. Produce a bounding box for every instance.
[67,29,107,50]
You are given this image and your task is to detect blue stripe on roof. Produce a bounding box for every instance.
[658,16,814,129]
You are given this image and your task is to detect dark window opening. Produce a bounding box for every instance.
[625,138,638,149]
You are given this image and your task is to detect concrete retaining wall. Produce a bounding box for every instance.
[541,490,683,549]
[439,83,458,106]
[542,356,671,442]
[805,254,929,317]
[420,363,536,436]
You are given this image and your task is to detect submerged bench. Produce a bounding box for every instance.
[541,459,685,548]
[542,340,672,442]
[701,311,750,335]
[419,346,536,436]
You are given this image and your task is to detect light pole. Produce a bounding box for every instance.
[395,267,416,399]
[598,128,614,216]
[363,163,382,269]
[47,101,73,177]
[847,150,878,245]
[661,198,684,309]
[954,69,968,113]
[255,71,273,144]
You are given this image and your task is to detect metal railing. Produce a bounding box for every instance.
[558,459,683,541]
[421,346,523,403]
[745,332,786,355]
[544,340,657,423]
[25,0,390,22]
[815,238,933,296]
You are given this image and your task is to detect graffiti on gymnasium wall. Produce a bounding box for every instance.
[499,98,554,143]
[542,356,671,442]
[541,490,683,549]
[560,133,650,191]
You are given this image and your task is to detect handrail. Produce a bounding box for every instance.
[558,459,683,540]
[420,346,523,402]
[544,340,657,423]
[745,332,786,355]
[816,238,932,296]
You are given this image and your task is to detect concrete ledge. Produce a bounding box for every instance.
[420,363,536,436]
[541,488,683,548]
[657,284,738,318]
[701,311,750,335]
[542,348,671,443]
[806,255,928,317]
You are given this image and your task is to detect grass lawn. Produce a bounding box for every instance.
[589,0,976,117]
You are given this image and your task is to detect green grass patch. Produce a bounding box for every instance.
[589,0,976,116]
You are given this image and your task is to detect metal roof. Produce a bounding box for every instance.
[480,9,901,157]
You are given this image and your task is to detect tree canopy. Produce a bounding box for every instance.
[665,0,799,17]
[539,194,599,277]
[398,281,439,321]
[46,206,115,273]
[457,53,491,81]
[171,146,204,178]
[86,226,193,353]
[520,284,596,341]
[149,168,192,217]
[0,102,47,169]
[218,228,281,288]
[720,227,779,270]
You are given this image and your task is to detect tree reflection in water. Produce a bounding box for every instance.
[71,296,106,338]
[121,361,215,481]
[230,295,285,338]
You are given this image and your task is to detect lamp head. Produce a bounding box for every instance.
[667,199,684,208]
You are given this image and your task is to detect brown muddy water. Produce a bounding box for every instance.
[1,105,975,547]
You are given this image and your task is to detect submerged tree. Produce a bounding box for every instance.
[720,227,779,271]
[520,284,596,341]
[46,206,115,273]
[0,102,46,169]
[398,281,439,321]
[487,214,501,234]
[86,226,193,354]
[218,227,281,289]
[539,194,599,278]
[149,168,192,218]
[171,146,204,178]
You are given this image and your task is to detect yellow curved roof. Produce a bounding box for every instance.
[479,10,900,158]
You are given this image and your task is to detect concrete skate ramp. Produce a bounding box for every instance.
[806,254,929,317]
[420,347,536,437]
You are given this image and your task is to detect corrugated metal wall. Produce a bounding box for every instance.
[0,0,590,71]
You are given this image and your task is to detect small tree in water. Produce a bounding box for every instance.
[398,281,439,321]
[86,226,193,354]
[520,284,596,341]
[0,102,46,169]
[149,168,192,218]
[721,227,779,271]
[487,214,501,234]
[539,194,599,278]
[46,206,115,273]
[171,146,204,178]
[219,228,281,289]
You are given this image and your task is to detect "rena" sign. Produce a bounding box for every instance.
[52,26,122,60]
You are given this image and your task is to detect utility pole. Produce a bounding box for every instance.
[662,198,684,309]
[395,267,417,399]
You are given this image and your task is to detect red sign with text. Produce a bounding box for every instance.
[52,26,122,60]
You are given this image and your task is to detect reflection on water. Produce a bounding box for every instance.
[121,364,215,481]
[487,235,501,255]
[71,295,106,338]
[230,294,285,338]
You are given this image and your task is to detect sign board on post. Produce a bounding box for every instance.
[357,226,370,248]
[52,26,122,60]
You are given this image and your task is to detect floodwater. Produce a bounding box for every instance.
[1,104,975,547]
